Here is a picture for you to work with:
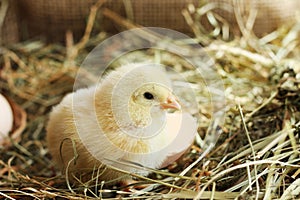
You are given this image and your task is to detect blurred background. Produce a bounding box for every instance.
[2,0,300,45]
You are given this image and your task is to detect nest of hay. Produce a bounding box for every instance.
[1,0,300,199]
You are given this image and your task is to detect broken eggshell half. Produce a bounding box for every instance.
[0,94,26,147]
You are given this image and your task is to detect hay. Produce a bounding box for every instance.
[1,0,300,199]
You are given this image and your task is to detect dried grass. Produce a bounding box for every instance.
[1,0,300,199]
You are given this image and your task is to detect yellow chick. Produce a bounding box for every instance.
[47,63,197,183]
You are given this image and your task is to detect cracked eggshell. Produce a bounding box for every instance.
[0,94,14,140]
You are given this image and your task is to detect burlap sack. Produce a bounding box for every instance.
[128,0,199,34]
[18,0,124,42]
[18,0,300,43]
[125,0,300,37]
[0,0,20,45]
[201,0,300,37]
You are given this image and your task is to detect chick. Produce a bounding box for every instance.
[47,63,197,183]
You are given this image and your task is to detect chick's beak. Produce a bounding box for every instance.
[160,95,181,110]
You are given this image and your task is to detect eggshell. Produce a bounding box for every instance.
[160,112,197,168]
[0,94,14,140]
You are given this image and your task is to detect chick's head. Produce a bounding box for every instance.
[127,83,181,129]
[97,64,181,135]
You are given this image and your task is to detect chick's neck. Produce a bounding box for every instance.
[128,102,152,128]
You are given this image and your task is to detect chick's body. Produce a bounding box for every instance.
[47,64,197,182]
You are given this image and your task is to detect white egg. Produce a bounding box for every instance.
[0,94,14,140]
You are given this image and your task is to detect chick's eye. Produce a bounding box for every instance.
[143,92,154,100]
